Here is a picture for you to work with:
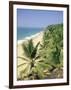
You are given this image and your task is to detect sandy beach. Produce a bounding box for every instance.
[17,31,44,78]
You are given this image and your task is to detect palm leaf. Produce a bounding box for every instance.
[35,65,45,79]
[22,43,31,58]
[17,56,30,62]
[28,39,34,55]
[20,64,31,79]
[34,55,40,60]
[35,59,44,63]
[17,62,27,68]
[31,42,40,58]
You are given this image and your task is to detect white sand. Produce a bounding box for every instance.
[17,31,44,78]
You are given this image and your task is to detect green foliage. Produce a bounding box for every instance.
[17,24,63,80]
[17,39,47,80]
[39,24,63,70]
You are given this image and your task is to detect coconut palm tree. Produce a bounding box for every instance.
[17,39,47,80]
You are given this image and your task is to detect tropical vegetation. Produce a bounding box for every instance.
[17,23,63,80]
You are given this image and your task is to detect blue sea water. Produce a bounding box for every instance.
[17,27,43,40]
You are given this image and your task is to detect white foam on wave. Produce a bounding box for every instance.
[17,31,43,44]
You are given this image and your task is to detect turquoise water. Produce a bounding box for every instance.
[17,27,43,40]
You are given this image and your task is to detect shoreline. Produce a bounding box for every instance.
[17,31,44,78]
[17,31,44,44]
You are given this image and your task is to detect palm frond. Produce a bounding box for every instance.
[20,64,31,79]
[17,56,30,62]
[31,42,40,58]
[17,62,27,68]
[28,39,34,55]
[35,65,45,79]
[22,43,31,58]
[34,55,40,60]
[35,59,44,63]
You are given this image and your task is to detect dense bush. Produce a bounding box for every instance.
[39,24,63,78]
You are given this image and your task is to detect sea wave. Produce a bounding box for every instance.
[17,31,43,44]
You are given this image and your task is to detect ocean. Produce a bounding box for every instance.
[17,27,43,40]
